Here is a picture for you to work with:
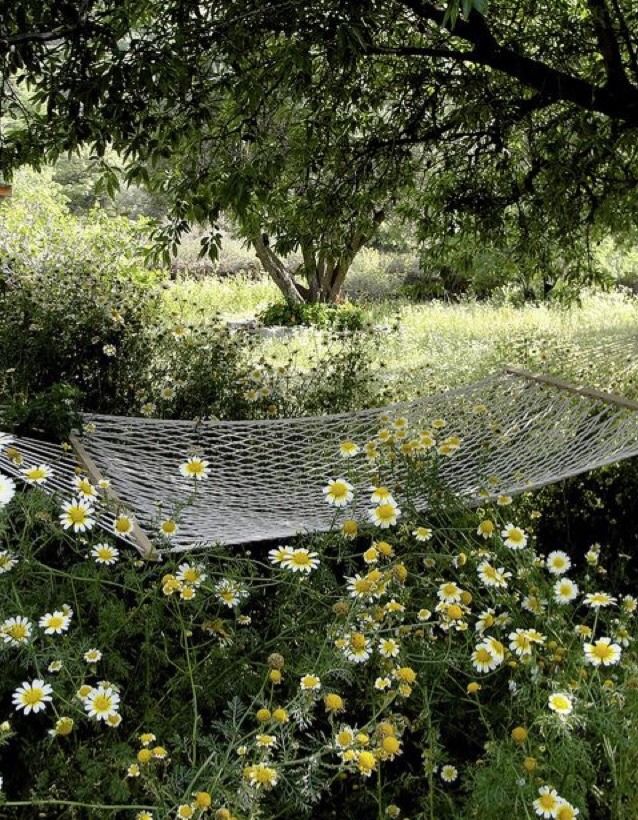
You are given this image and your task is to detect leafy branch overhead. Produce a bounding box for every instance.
[2,0,638,300]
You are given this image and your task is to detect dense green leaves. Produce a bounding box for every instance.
[3,0,638,299]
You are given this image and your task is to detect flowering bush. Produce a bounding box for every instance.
[0,172,384,431]
[0,419,637,820]
[0,168,163,416]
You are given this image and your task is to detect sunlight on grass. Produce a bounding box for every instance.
[165,275,280,319]
[165,277,638,398]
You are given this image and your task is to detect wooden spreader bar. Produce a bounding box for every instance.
[505,366,638,413]
[69,433,158,560]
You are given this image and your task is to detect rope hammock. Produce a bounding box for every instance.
[3,359,638,558]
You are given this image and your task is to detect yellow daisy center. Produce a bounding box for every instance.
[69,507,87,524]
[592,643,614,660]
[376,504,395,520]
[23,688,44,706]
[92,694,113,713]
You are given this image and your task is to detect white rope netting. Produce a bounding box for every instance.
[3,367,638,554]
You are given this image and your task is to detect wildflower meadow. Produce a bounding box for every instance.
[1,416,637,819]
[4,1,638,817]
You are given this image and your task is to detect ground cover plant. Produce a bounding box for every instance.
[4,2,638,816]
[1,419,637,819]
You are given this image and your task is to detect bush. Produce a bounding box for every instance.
[0,424,636,818]
[0,174,383,431]
[139,305,385,420]
[259,300,366,331]
[0,168,165,417]
[1,383,82,441]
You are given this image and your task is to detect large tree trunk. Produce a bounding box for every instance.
[250,210,385,304]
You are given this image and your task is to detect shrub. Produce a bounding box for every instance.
[1,383,82,441]
[0,174,383,430]
[139,306,384,420]
[0,422,636,818]
[259,300,366,331]
[0,168,165,416]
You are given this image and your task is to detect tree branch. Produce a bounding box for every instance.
[1,27,80,46]
[251,233,305,303]
[364,44,470,61]
[398,0,638,124]
[609,0,638,82]
[586,0,633,90]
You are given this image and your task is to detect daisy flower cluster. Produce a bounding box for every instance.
[1,409,637,818]
[161,562,208,600]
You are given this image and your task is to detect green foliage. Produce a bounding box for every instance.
[0,177,386,426]
[1,383,82,441]
[1,435,637,818]
[259,300,366,331]
[4,0,638,303]
[0,168,165,416]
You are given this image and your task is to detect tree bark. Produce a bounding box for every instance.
[251,210,386,304]
[251,233,305,304]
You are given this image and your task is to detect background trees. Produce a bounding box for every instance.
[3,0,638,301]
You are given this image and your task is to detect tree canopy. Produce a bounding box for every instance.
[2,1,638,300]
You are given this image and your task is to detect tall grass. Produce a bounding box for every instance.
[163,277,638,398]
[165,275,280,318]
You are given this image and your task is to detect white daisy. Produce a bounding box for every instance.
[176,563,206,587]
[12,679,53,714]
[343,633,372,664]
[73,476,98,499]
[339,441,359,458]
[378,638,400,658]
[583,591,617,609]
[299,674,321,691]
[546,550,571,575]
[21,464,53,485]
[91,543,120,565]
[268,546,294,565]
[501,524,528,550]
[179,457,210,480]
[477,561,511,589]
[471,642,502,673]
[323,478,354,507]
[583,637,622,667]
[113,514,134,536]
[281,548,320,574]
[368,502,401,529]
[84,685,120,721]
[548,692,573,717]
[215,579,246,607]
[1,615,33,646]
[533,786,561,818]
[59,499,95,533]
[0,474,16,507]
[553,577,579,604]
[369,486,395,505]
[0,550,17,574]
[38,610,72,635]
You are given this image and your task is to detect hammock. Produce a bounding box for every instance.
[3,363,638,558]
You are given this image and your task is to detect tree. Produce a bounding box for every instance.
[3,1,638,299]
[142,52,412,303]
